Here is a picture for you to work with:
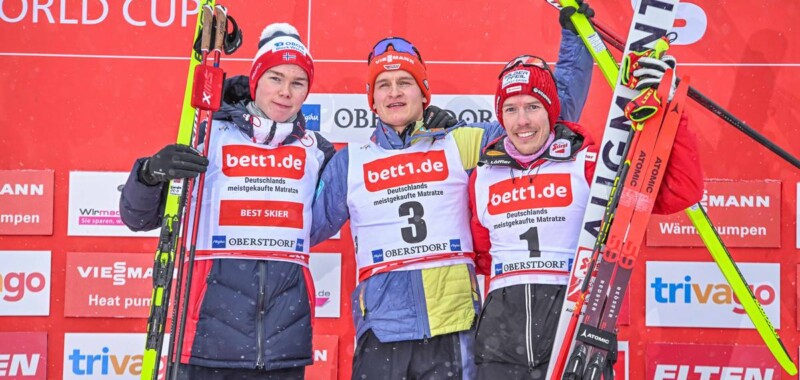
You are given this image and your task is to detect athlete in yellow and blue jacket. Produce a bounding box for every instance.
[309,27,592,379]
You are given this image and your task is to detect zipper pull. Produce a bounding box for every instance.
[359,286,367,317]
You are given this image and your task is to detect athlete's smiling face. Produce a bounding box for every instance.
[372,70,427,132]
[255,64,309,122]
[501,94,550,155]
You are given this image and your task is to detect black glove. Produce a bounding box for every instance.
[139,144,209,186]
[422,105,458,130]
[559,0,595,36]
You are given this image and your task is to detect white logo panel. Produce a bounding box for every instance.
[63,333,168,379]
[646,261,780,328]
[309,253,342,318]
[68,171,158,237]
[0,250,51,316]
[304,94,495,144]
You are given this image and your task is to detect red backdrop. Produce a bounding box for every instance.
[1,0,799,379]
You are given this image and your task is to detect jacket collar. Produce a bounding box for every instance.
[370,118,465,149]
[478,122,589,170]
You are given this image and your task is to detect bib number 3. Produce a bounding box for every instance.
[399,201,427,244]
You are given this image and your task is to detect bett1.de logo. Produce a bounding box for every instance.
[0,251,50,316]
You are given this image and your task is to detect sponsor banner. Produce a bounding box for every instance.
[309,253,342,318]
[305,335,338,380]
[363,150,449,192]
[0,332,47,379]
[646,342,780,379]
[0,1,794,65]
[221,145,306,179]
[647,180,781,247]
[218,200,304,229]
[67,172,158,237]
[613,341,629,380]
[64,252,162,318]
[487,173,572,214]
[303,94,495,143]
[0,251,50,316]
[0,1,204,29]
[63,333,168,380]
[646,261,779,328]
[0,170,54,235]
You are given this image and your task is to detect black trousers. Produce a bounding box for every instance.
[475,284,565,380]
[352,329,473,380]
[176,363,305,380]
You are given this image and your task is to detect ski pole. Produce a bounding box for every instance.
[169,5,228,380]
[140,1,215,379]
[162,5,216,379]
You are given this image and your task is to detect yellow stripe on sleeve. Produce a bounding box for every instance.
[450,127,486,170]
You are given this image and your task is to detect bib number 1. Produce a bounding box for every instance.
[519,227,540,258]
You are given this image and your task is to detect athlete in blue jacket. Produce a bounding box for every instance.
[309,22,594,380]
[120,24,333,380]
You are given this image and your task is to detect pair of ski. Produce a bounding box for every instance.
[545,0,797,378]
[553,58,688,380]
[140,3,229,380]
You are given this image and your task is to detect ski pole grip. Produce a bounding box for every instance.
[213,6,227,53]
[651,36,670,59]
[200,5,213,52]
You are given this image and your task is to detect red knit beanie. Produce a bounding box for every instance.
[494,58,560,130]
[249,23,314,100]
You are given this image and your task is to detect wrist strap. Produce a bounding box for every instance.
[138,159,160,186]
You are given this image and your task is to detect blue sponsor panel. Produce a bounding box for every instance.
[371,249,384,263]
[301,104,321,131]
[212,235,226,248]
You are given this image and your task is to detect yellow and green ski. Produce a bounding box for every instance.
[140,2,215,379]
